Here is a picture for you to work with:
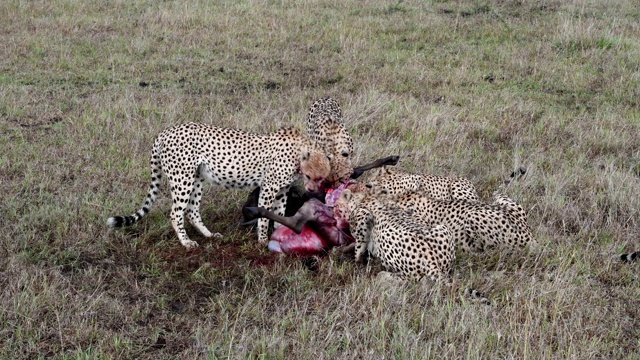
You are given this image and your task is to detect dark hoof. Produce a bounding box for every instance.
[241,206,262,226]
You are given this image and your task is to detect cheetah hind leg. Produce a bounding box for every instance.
[170,202,199,250]
[185,174,222,239]
[168,171,201,249]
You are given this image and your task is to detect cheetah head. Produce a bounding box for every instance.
[326,129,354,185]
[299,149,331,193]
[364,166,398,196]
[327,151,353,185]
[333,185,367,224]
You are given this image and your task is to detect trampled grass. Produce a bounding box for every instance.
[1,0,639,358]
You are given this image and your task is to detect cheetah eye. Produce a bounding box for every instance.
[365,184,373,189]
[305,174,311,180]
[341,152,349,158]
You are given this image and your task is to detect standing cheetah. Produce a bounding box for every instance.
[306,98,354,184]
[107,122,330,249]
[240,97,354,218]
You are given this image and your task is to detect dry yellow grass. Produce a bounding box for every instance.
[1,0,639,358]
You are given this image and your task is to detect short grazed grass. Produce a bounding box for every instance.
[1,0,639,358]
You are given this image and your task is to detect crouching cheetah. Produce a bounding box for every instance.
[306,98,354,184]
[363,166,533,251]
[335,187,455,282]
[374,189,535,252]
[364,166,479,201]
[107,122,330,249]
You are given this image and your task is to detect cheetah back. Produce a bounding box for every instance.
[392,192,535,252]
[366,166,479,201]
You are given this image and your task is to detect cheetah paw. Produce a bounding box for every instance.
[181,240,199,249]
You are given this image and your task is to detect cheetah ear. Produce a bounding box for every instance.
[301,149,311,161]
[341,189,352,201]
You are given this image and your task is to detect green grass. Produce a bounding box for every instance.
[1,0,640,358]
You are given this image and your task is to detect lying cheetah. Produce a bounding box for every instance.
[306,98,354,184]
[336,187,455,282]
[363,166,533,251]
[372,189,535,252]
[364,166,479,201]
[107,122,330,248]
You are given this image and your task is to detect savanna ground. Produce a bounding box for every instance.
[1,0,639,358]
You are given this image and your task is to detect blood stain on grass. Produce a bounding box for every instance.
[156,237,279,273]
[208,241,279,269]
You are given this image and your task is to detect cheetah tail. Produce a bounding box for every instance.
[107,144,162,228]
[618,251,638,263]
[464,288,491,305]
[493,166,527,196]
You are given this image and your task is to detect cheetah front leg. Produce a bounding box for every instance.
[269,185,290,229]
[352,209,375,263]
[256,183,284,243]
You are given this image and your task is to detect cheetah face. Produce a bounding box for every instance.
[333,186,367,224]
[364,167,403,196]
[364,181,389,197]
[326,151,353,184]
[333,189,353,226]
[325,129,354,185]
[300,150,331,193]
